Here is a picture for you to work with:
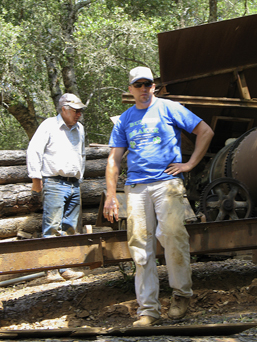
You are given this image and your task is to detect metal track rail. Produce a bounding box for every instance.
[1,218,257,275]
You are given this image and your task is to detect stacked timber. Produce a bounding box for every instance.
[0,147,126,241]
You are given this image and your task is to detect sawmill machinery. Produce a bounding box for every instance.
[198,127,257,221]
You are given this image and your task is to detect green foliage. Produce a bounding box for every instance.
[0,110,29,149]
[75,3,162,143]
[1,0,257,148]
[0,1,57,148]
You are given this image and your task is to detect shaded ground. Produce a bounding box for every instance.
[1,258,257,339]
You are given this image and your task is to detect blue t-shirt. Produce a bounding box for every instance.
[109,98,202,185]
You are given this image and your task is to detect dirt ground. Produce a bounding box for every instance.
[1,256,257,332]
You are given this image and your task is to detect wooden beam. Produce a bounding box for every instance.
[235,71,251,100]
[122,93,257,108]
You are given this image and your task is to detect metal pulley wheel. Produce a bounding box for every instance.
[200,177,253,222]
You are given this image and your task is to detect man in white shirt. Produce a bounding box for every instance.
[27,93,86,282]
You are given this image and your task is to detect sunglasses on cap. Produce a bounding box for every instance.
[132,81,153,88]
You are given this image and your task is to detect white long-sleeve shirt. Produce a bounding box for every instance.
[27,114,86,181]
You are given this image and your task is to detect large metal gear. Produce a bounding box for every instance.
[200,177,253,222]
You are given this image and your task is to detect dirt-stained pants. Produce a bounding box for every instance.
[124,178,193,318]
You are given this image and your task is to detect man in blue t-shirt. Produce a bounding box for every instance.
[104,66,214,327]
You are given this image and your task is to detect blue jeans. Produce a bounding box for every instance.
[42,177,81,273]
[42,177,81,237]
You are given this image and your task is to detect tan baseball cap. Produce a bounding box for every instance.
[59,93,86,109]
[129,67,153,84]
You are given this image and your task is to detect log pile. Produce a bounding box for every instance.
[0,147,126,241]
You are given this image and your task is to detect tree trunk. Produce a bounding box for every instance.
[244,0,249,15]
[2,94,39,140]
[59,2,80,95]
[45,55,63,112]
[209,0,217,23]
[1,1,92,143]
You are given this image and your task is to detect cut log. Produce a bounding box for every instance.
[0,150,27,166]
[0,208,100,239]
[85,147,110,160]
[0,159,108,185]
[0,178,125,217]
[84,159,107,178]
[0,147,111,166]
[0,214,42,238]
[80,178,124,206]
[0,165,30,185]
[82,207,99,225]
[0,183,42,217]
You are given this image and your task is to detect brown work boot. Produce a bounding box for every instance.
[46,269,65,283]
[133,315,161,327]
[60,269,84,280]
[168,295,190,319]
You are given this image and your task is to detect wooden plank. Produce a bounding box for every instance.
[0,322,256,338]
[122,92,257,108]
[235,71,251,100]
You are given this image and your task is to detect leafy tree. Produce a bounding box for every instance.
[0,0,92,142]
[75,3,162,143]
[0,0,257,149]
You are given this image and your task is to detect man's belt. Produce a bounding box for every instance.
[49,175,79,183]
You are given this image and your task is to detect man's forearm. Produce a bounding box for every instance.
[188,134,213,169]
[188,121,214,170]
[31,178,43,192]
[104,147,125,222]
[105,147,125,196]
[105,162,120,198]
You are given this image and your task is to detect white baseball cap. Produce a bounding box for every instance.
[59,93,86,109]
[129,67,153,84]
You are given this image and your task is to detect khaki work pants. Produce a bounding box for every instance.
[125,178,193,318]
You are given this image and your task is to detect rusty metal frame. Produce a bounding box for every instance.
[1,218,257,275]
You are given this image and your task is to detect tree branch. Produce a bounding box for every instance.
[74,0,93,13]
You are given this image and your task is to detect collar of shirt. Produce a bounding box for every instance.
[57,113,79,131]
